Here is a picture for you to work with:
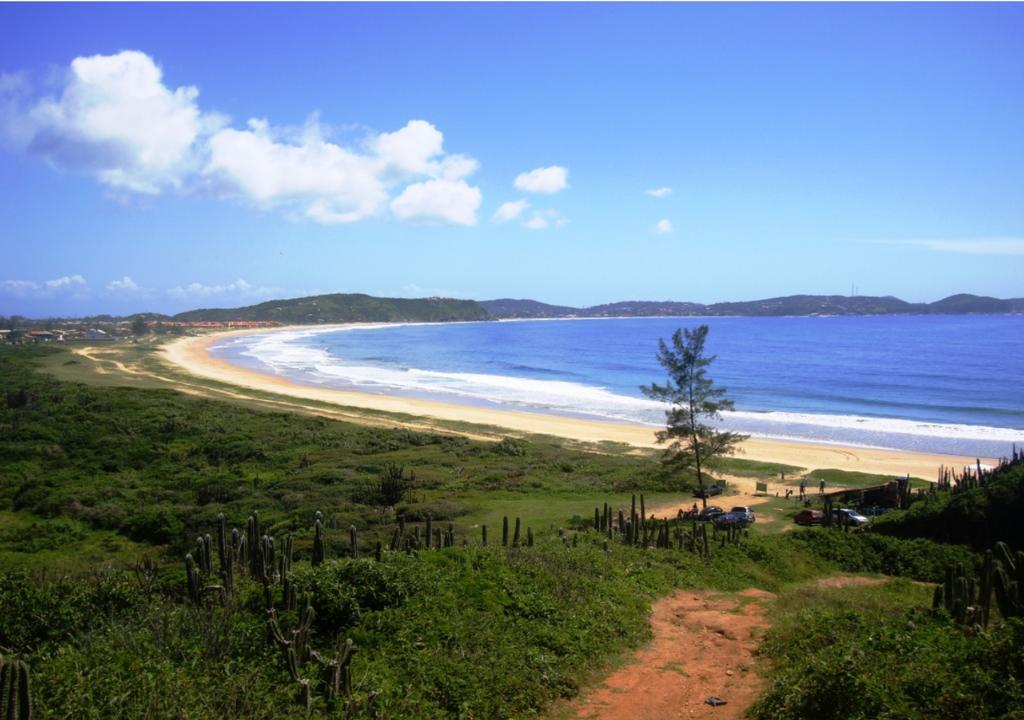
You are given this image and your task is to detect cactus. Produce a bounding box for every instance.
[992,542,1023,620]
[349,526,358,559]
[313,515,326,567]
[217,514,234,595]
[0,655,33,720]
[319,637,357,706]
[185,553,201,604]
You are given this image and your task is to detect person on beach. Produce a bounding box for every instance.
[819,478,825,494]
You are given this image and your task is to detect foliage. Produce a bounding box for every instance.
[871,461,1024,550]
[751,582,1024,720]
[786,529,975,583]
[640,324,747,505]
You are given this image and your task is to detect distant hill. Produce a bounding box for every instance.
[478,299,581,319]
[174,293,490,324]
[482,294,1024,319]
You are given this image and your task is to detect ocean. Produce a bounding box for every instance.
[210,315,1024,458]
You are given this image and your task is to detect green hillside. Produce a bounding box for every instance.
[173,293,491,324]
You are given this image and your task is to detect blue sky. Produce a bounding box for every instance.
[1,3,1022,317]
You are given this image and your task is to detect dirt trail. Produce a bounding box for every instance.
[572,588,775,720]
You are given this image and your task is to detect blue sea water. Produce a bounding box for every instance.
[211,316,1024,458]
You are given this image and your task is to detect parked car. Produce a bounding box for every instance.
[794,509,824,526]
[832,508,870,526]
[693,483,725,498]
[697,505,726,521]
[713,506,756,528]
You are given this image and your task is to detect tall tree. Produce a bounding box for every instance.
[641,324,747,507]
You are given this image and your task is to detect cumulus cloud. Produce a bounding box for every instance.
[646,187,672,199]
[106,276,138,291]
[167,278,281,301]
[514,166,568,194]
[492,200,529,223]
[654,219,673,234]
[523,209,567,231]
[0,280,41,296]
[1,275,86,296]
[901,238,1024,256]
[12,51,217,194]
[390,179,482,226]
[3,51,482,225]
[205,119,388,224]
[45,274,86,289]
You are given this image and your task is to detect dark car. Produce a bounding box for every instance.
[794,509,824,526]
[713,507,756,528]
[693,483,725,499]
[697,505,726,521]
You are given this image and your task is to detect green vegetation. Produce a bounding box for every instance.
[2,344,1022,719]
[641,324,747,506]
[871,460,1024,550]
[174,293,490,323]
[751,580,1024,720]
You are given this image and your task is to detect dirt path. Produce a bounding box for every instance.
[572,588,775,720]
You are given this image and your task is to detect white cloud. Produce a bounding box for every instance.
[523,209,567,231]
[492,199,529,222]
[654,219,673,234]
[205,119,388,224]
[167,278,281,300]
[16,51,214,194]
[389,179,482,226]
[0,280,41,296]
[45,274,86,289]
[1,275,86,296]
[902,238,1024,256]
[4,52,482,226]
[106,276,138,291]
[646,187,672,199]
[514,166,568,194]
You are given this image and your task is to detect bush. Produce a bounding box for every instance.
[786,529,975,582]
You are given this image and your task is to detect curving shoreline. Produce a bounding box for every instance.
[159,326,997,479]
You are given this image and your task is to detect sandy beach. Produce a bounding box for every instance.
[158,327,995,479]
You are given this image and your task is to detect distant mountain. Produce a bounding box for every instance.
[482,294,1024,319]
[174,293,490,324]
[478,299,581,319]
[927,294,1024,314]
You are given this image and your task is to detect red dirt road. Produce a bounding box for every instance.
[572,588,775,720]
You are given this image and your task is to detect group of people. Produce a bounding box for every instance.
[782,477,826,504]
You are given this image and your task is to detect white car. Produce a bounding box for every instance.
[833,508,869,526]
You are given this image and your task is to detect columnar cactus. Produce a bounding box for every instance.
[313,515,326,567]
[185,553,201,604]
[0,655,32,720]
